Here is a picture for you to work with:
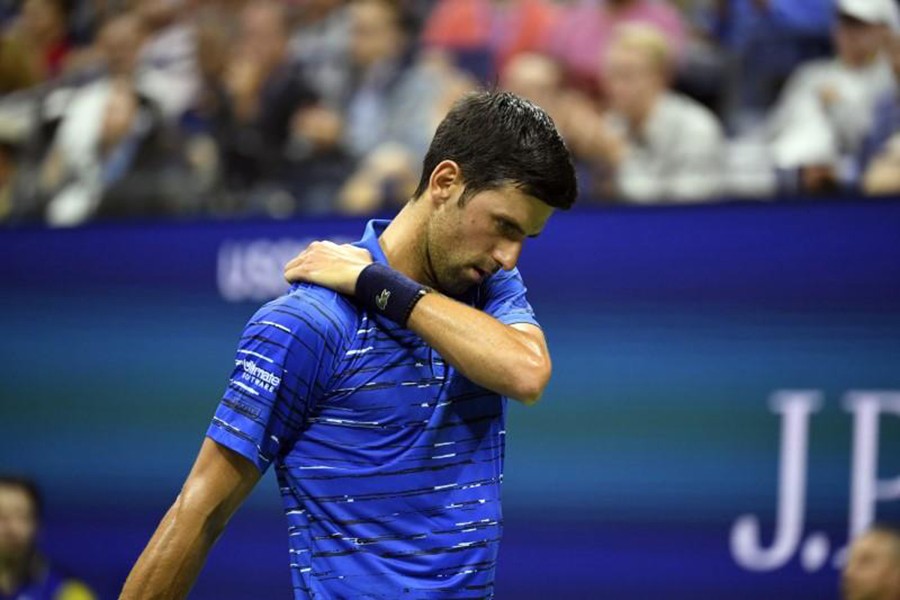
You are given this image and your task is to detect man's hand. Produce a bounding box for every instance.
[284,241,373,296]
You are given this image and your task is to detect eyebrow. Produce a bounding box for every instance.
[500,217,541,239]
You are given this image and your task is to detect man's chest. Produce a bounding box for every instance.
[295,317,504,460]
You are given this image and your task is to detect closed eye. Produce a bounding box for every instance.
[496,217,526,241]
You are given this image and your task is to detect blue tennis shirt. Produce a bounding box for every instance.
[207,219,540,599]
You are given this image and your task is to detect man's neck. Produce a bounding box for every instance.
[377,202,436,288]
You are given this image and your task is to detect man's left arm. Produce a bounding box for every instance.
[284,241,551,405]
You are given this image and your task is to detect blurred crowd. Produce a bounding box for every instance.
[0,0,899,226]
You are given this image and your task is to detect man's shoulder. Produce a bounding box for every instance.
[251,283,360,344]
[479,266,527,300]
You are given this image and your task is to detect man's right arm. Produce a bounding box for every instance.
[120,438,261,599]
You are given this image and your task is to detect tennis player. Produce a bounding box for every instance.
[121,90,577,599]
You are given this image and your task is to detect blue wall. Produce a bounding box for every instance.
[2,199,900,598]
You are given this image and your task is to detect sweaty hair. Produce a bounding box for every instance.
[0,476,43,522]
[412,90,578,210]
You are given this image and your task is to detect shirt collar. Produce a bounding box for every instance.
[353,218,483,304]
[354,219,391,265]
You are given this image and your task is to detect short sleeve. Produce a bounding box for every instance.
[206,292,342,473]
[480,267,540,328]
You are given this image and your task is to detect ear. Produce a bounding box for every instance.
[427,160,463,208]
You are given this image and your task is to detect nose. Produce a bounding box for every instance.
[492,240,522,271]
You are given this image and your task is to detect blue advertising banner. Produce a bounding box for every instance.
[2,199,900,598]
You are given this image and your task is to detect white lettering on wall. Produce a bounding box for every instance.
[730,390,900,574]
[216,237,352,303]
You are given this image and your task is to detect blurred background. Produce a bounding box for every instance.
[2,0,900,598]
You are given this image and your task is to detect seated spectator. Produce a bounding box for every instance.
[0,476,96,599]
[133,0,200,122]
[0,0,72,93]
[210,0,341,213]
[342,0,436,159]
[709,0,834,126]
[336,0,474,214]
[568,24,725,203]
[545,0,685,92]
[842,524,900,600]
[420,0,560,82]
[500,51,565,121]
[766,0,897,194]
[861,32,900,194]
[40,77,187,226]
[37,14,190,226]
[97,10,146,80]
[289,0,352,108]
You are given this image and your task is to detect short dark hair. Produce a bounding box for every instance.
[412,91,578,210]
[0,476,43,522]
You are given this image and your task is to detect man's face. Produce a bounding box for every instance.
[238,5,288,69]
[100,16,144,77]
[835,16,885,68]
[604,44,664,121]
[22,0,64,40]
[424,183,554,296]
[842,531,900,600]
[350,0,403,69]
[0,486,38,562]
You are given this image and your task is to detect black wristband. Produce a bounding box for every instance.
[356,263,429,327]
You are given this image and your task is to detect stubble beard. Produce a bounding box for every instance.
[423,216,473,297]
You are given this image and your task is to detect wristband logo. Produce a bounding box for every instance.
[376,289,391,311]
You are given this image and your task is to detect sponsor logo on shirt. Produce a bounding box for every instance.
[236,358,282,393]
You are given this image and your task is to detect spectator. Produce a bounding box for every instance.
[546,0,686,91]
[500,51,565,120]
[38,13,189,227]
[0,0,72,93]
[421,0,560,82]
[289,0,352,108]
[211,0,337,213]
[336,0,474,213]
[569,24,725,202]
[0,476,96,599]
[766,0,898,194]
[842,524,900,600]
[97,9,146,79]
[342,0,431,158]
[861,31,900,194]
[709,0,834,125]
[133,0,200,122]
